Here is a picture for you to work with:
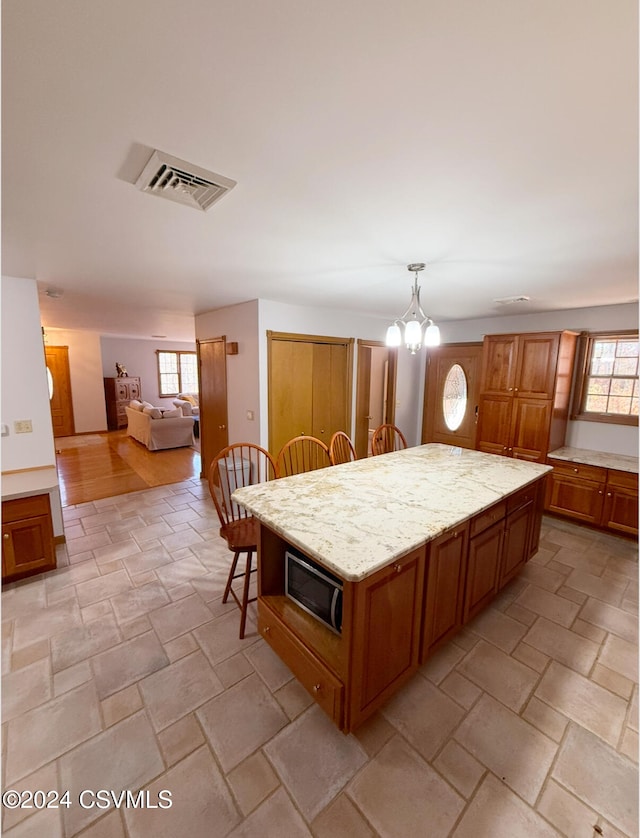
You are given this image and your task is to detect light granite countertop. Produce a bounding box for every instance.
[233,444,550,581]
[548,447,638,474]
[1,466,59,501]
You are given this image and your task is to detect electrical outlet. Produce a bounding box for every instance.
[14,420,33,434]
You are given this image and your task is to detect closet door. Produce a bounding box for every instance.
[312,342,349,443]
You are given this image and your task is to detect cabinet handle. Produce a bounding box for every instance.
[218,424,226,430]
[3,533,9,540]
[607,492,612,497]
[313,683,322,693]
[573,467,579,473]
[394,563,402,573]
[514,388,518,393]
[320,429,325,434]
[263,626,270,634]
[508,387,513,392]
[598,490,603,495]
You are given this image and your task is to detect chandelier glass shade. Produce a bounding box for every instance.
[385,263,440,353]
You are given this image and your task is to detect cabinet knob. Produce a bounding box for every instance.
[263,626,270,634]
[3,533,9,540]
[514,388,518,393]
[218,424,226,430]
[313,683,321,693]
[394,563,402,573]
[573,467,579,473]
[598,490,603,495]
[607,492,612,497]
[508,387,513,392]
[320,429,325,434]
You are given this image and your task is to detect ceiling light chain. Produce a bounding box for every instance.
[386,263,440,353]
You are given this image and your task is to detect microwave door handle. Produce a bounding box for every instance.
[330,588,339,631]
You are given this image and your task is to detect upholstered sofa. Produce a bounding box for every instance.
[173,393,199,416]
[125,402,195,451]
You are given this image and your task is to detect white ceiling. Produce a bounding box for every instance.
[2,0,638,342]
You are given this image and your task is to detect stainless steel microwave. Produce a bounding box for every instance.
[285,547,343,635]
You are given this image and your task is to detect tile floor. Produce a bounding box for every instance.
[1,478,638,837]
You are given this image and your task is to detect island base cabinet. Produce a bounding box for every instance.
[349,547,425,730]
[464,519,504,623]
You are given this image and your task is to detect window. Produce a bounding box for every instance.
[156,350,198,397]
[572,332,639,425]
[442,363,467,431]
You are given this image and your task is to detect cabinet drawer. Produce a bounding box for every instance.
[470,501,506,537]
[607,469,638,491]
[2,494,50,523]
[547,459,606,483]
[507,483,538,513]
[258,601,344,725]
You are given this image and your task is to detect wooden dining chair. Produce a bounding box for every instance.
[329,430,357,465]
[276,435,331,477]
[208,442,276,638]
[371,423,408,456]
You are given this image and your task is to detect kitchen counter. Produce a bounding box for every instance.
[548,446,638,474]
[233,443,550,581]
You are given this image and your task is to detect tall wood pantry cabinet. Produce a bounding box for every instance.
[103,377,141,430]
[476,331,578,463]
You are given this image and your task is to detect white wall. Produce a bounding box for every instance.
[439,302,639,458]
[100,337,196,407]
[195,300,261,446]
[44,328,107,433]
[2,277,57,470]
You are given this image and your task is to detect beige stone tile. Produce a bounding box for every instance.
[465,607,528,653]
[537,778,598,837]
[552,723,638,837]
[522,696,569,742]
[71,810,125,837]
[348,735,464,838]
[148,593,213,643]
[44,560,100,593]
[452,772,560,838]
[439,670,483,710]
[273,678,314,720]
[604,555,639,580]
[1,760,58,832]
[263,705,366,821]
[131,569,159,587]
[454,694,557,804]
[312,793,375,838]
[535,661,627,746]
[140,649,224,731]
[156,713,205,766]
[351,712,396,758]
[2,806,63,837]
[10,638,49,671]
[228,786,310,837]
[382,674,465,761]
[193,609,260,666]
[110,580,170,624]
[571,617,607,643]
[65,531,112,556]
[565,568,627,606]
[100,684,142,727]
[75,570,133,608]
[81,599,115,625]
[98,558,126,576]
[91,630,169,699]
[591,663,634,700]
[6,681,101,783]
[629,685,639,732]
[157,531,206,558]
[419,640,465,684]
[433,740,485,798]
[119,614,152,639]
[504,602,539,626]
[523,616,599,675]
[514,585,580,627]
[457,639,538,711]
[511,641,550,673]
[12,599,83,651]
[124,745,240,837]
[520,561,567,592]
[53,659,92,696]
[59,710,165,835]
[166,581,196,601]
[619,727,638,762]
[226,751,280,816]
[599,634,638,682]
[197,672,287,771]
[244,640,293,692]
[130,520,174,544]
[215,651,254,688]
[163,632,198,662]
[121,544,173,576]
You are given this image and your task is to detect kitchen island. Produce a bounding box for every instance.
[234,444,550,732]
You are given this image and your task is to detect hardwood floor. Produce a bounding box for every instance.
[55,430,202,506]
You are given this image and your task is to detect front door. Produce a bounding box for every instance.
[45,345,75,437]
[197,337,229,478]
[422,343,483,449]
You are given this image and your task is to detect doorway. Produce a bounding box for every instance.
[45,345,75,437]
[354,341,398,459]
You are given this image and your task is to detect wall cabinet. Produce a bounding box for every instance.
[476,332,577,463]
[104,376,141,430]
[2,494,56,582]
[545,459,638,536]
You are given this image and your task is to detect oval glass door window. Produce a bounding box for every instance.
[443,364,467,431]
[46,367,54,400]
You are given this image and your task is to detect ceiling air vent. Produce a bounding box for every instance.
[135,150,236,211]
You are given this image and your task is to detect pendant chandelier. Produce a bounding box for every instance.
[385,263,440,354]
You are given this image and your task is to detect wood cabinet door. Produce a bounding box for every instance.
[514,333,559,398]
[480,335,518,395]
[350,547,424,726]
[421,524,468,661]
[476,395,512,456]
[2,495,55,581]
[546,474,605,524]
[602,483,639,536]
[500,501,533,587]
[510,398,551,462]
[464,519,504,622]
